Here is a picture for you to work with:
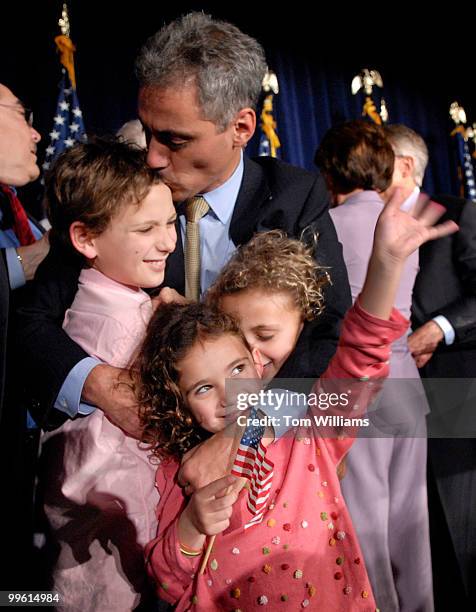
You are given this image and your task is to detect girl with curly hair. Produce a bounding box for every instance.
[137,201,455,611]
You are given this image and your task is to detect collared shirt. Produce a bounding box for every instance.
[57,154,244,417]
[401,187,455,345]
[179,152,243,296]
[56,268,153,417]
[400,185,420,213]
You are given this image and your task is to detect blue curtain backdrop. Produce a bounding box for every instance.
[2,2,473,204]
[248,50,461,197]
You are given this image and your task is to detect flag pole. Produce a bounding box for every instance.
[42,2,86,174]
[351,68,387,124]
[449,102,476,202]
[198,427,243,575]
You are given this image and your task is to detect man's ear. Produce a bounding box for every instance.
[396,155,415,179]
[69,221,98,260]
[252,347,264,378]
[232,108,256,148]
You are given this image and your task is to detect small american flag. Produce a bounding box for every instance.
[231,409,274,528]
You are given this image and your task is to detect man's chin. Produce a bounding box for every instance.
[30,165,41,182]
[166,183,197,204]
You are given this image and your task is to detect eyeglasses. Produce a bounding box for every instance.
[0,103,34,126]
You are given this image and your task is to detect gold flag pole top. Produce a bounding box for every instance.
[449,101,468,139]
[260,69,281,158]
[351,68,386,125]
[55,3,77,89]
[58,2,70,37]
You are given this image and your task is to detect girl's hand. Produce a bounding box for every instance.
[374,189,458,266]
[360,189,458,320]
[178,475,240,549]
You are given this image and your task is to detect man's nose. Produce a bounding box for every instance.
[147,138,170,169]
[31,127,41,143]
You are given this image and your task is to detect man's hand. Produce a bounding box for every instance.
[82,364,143,439]
[17,232,50,281]
[178,419,241,495]
[408,320,444,368]
[414,352,434,369]
[178,475,239,548]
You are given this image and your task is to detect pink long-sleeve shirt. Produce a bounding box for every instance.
[145,300,408,611]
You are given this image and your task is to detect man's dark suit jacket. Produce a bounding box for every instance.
[0,205,46,588]
[17,156,351,429]
[412,193,476,603]
[412,194,476,365]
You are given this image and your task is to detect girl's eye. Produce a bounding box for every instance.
[136,226,153,233]
[231,364,245,376]
[196,384,212,395]
[167,218,177,226]
[257,334,274,342]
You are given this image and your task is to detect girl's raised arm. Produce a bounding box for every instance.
[359,189,458,320]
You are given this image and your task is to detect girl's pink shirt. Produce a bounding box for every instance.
[145,300,408,611]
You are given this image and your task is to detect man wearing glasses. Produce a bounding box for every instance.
[0,83,49,292]
[0,82,48,590]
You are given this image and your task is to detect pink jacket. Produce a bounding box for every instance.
[145,300,408,611]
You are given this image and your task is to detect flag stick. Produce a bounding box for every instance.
[199,421,244,575]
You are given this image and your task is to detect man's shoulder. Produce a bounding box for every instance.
[246,155,318,184]
[243,156,325,202]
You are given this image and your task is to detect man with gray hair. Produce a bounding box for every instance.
[386,123,429,188]
[18,12,349,436]
[386,123,476,607]
[16,13,350,604]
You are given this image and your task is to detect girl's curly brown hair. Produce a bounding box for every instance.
[206,230,330,320]
[133,302,248,461]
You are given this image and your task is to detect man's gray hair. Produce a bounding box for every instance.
[135,12,267,130]
[384,124,429,186]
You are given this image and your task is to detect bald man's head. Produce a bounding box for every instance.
[0,83,41,186]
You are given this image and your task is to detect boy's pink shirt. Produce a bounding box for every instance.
[63,267,153,367]
[145,300,408,611]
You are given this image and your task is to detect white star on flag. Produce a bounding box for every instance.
[42,161,50,170]
[43,71,86,171]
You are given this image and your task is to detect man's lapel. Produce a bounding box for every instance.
[163,216,185,293]
[230,157,272,246]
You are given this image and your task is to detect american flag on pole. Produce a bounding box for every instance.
[231,408,274,528]
[42,9,86,175]
[42,72,86,173]
[449,102,476,203]
[451,126,476,203]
